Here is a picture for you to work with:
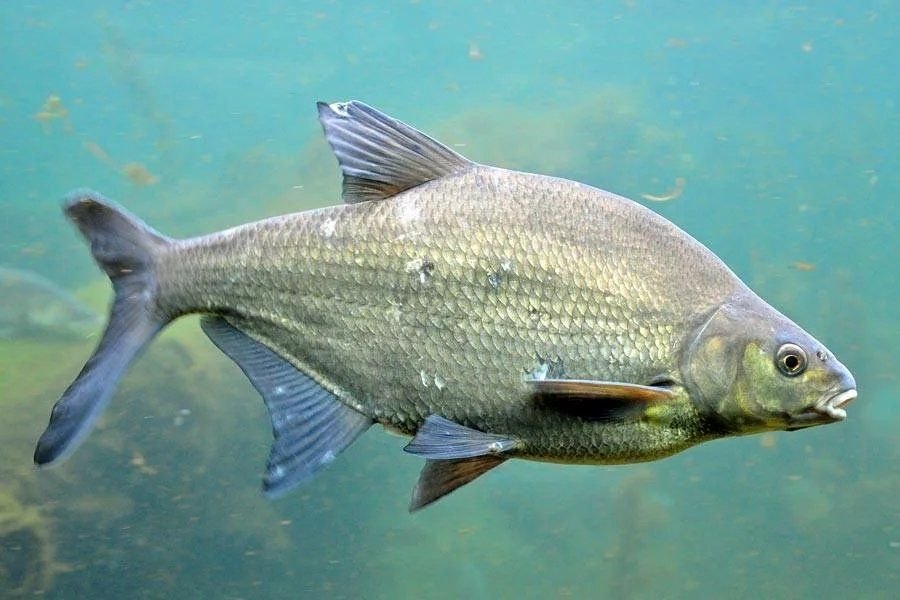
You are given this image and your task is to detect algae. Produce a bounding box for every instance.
[0,310,300,596]
[0,488,65,596]
[427,85,695,197]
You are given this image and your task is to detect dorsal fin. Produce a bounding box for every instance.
[317,100,474,203]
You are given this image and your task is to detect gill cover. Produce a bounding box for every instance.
[683,292,856,433]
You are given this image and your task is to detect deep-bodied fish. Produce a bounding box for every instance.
[34,101,857,510]
[0,266,101,340]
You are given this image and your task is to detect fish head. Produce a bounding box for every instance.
[684,294,856,435]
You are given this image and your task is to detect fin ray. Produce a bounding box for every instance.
[317,100,474,203]
[34,190,171,466]
[409,456,506,512]
[529,379,675,423]
[404,415,519,459]
[528,379,675,403]
[200,316,372,497]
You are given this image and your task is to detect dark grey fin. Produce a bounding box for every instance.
[317,100,474,203]
[530,379,676,403]
[409,456,506,512]
[529,379,675,423]
[404,414,519,459]
[200,316,372,498]
[35,189,172,466]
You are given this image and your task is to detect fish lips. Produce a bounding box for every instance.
[786,389,857,430]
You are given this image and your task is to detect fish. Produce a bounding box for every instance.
[0,266,101,340]
[33,101,857,511]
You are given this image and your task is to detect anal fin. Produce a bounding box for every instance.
[201,316,372,497]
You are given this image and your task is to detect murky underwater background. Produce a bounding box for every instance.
[1,1,897,597]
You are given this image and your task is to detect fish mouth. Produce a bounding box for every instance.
[787,389,857,430]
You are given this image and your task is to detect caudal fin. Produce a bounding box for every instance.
[34,189,172,466]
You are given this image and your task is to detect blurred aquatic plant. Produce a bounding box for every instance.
[0,316,301,595]
[607,470,672,600]
[428,85,692,197]
[0,488,65,595]
[95,11,175,160]
[33,93,72,134]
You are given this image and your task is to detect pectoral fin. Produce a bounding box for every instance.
[528,379,675,423]
[404,415,518,511]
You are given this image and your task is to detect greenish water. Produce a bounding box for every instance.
[1,1,897,598]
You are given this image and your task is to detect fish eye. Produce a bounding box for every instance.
[775,343,807,377]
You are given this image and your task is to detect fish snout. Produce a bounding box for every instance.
[814,388,857,421]
[787,385,857,430]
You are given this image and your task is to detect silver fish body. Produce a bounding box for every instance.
[34,101,856,510]
[161,167,733,457]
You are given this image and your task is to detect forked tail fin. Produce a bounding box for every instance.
[34,190,173,466]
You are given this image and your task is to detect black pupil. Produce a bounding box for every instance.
[784,354,800,371]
